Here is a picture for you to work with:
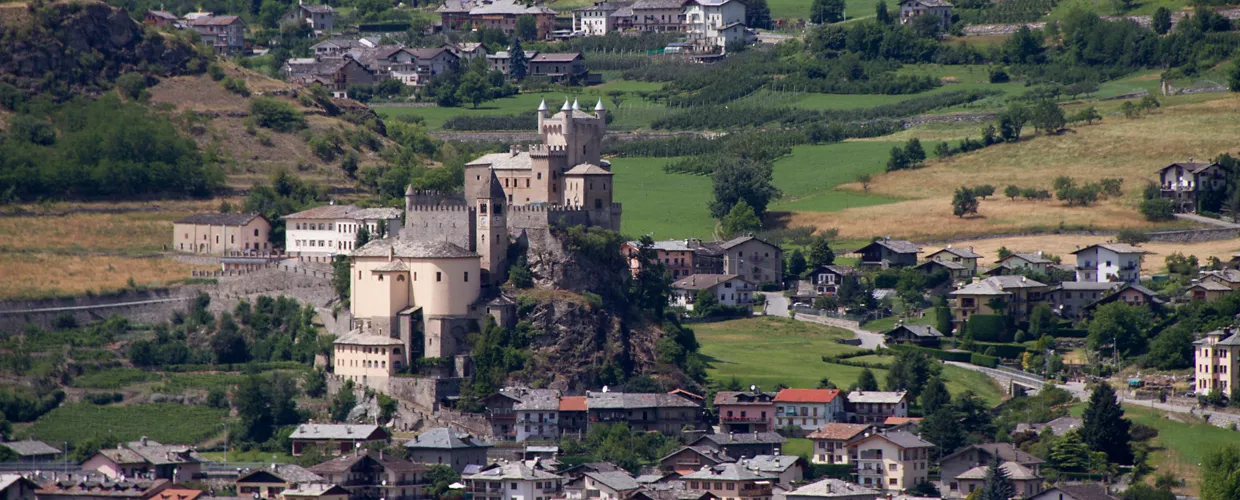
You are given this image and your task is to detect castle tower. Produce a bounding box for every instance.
[476,168,509,285]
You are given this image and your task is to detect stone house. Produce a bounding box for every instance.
[463,462,562,500]
[585,391,703,435]
[235,464,325,499]
[844,391,908,424]
[1046,281,1120,319]
[847,431,934,492]
[283,57,376,94]
[288,424,389,456]
[485,50,541,74]
[188,15,246,54]
[306,451,428,500]
[714,389,777,433]
[670,274,754,310]
[1157,160,1225,213]
[949,275,1048,327]
[514,389,562,442]
[173,213,272,255]
[939,443,1043,498]
[284,205,402,262]
[696,236,783,286]
[882,324,943,346]
[403,428,491,473]
[806,423,873,465]
[897,0,952,29]
[774,388,843,432]
[1195,328,1240,396]
[1071,243,1146,284]
[282,3,335,31]
[144,10,178,27]
[853,239,920,269]
[624,239,698,279]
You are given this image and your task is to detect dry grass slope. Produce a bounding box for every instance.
[782,95,1240,240]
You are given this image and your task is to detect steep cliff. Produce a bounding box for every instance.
[0,1,203,95]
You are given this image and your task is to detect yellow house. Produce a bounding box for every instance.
[847,431,934,492]
[949,276,1048,327]
[1189,281,1232,302]
[173,213,272,254]
[924,246,982,278]
[1194,328,1240,396]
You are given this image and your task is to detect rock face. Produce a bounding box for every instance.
[522,228,627,295]
[0,2,199,94]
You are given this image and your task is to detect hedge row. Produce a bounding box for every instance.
[974,342,1027,359]
[162,361,310,372]
[970,353,1000,368]
[965,314,1006,341]
[888,344,971,363]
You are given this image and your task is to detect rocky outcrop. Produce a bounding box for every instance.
[521,228,627,295]
[0,2,201,95]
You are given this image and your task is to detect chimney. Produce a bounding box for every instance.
[140,436,148,446]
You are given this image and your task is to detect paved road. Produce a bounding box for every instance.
[760,292,790,317]
[760,293,887,349]
[1174,212,1240,228]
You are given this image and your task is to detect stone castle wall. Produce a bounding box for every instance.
[404,204,476,250]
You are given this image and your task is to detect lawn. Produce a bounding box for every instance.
[694,316,1003,405]
[372,81,668,131]
[783,437,813,457]
[768,0,880,22]
[769,141,904,213]
[610,156,717,238]
[1047,0,1187,19]
[26,403,228,447]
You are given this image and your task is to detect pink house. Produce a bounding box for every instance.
[714,388,777,433]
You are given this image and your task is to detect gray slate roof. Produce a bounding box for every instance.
[956,461,1039,480]
[672,274,743,291]
[742,455,799,473]
[0,440,61,456]
[467,151,534,170]
[238,464,324,484]
[290,424,384,440]
[1036,484,1117,500]
[858,239,921,255]
[352,238,478,259]
[929,246,982,259]
[680,462,773,481]
[845,391,906,404]
[941,442,1044,466]
[887,324,943,338]
[466,462,560,481]
[1070,243,1147,255]
[514,389,562,411]
[585,471,642,492]
[951,276,1047,296]
[586,391,700,409]
[632,0,684,9]
[175,213,264,226]
[863,430,933,449]
[694,432,786,446]
[783,478,880,498]
[404,427,492,449]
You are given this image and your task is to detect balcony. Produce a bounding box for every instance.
[721,415,767,423]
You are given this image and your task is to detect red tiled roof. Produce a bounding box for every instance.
[883,417,922,425]
[806,423,870,440]
[154,489,203,500]
[559,396,587,412]
[774,388,840,403]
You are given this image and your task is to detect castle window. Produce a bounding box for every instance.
[495,204,502,215]
[537,173,542,180]
[604,183,608,190]
[595,199,603,209]
[481,203,488,214]
[359,271,362,279]
[378,274,384,281]
[464,272,469,282]
[526,179,530,188]
[437,272,443,282]
[397,275,405,281]
[583,145,587,156]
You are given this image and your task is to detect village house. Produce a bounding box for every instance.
[152,487,200,500]
[1046,282,1121,319]
[437,0,557,38]
[994,252,1053,275]
[897,0,952,29]
[807,423,873,465]
[332,329,408,381]
[740,455,802,488]
[282,57,376,95]
[1012,416,1081,437]
[714,389,777,433]
[572,2,631,34]
[281,3,335,32]
[0,440,61,462]
[583,471,641,500]
[696,236,784,286]
[774,389,843,432]
[36,476,170,500]
[949,275,1049,327]
[670,274,755,310]
[81,438,203,483]
[144,10,179,27]
[1082,282,1163,313]
[853,239,920,269]
[848,431,934,492]
[806,265,859,296]
[306,451,427,500]
[485,49,540,74]
[187,15,246,54]
[0,474,41,500]
[939,443,1043,498]
[690,432,786,459]
[1157,160,1225,213]
[289,424,389,456]
[312,38,373,58]
[658,446,733,475]
[528,53,591,83]
[1028,484,1117,500]
[630,0,684,32]
[444,42,489,63]
[682,0,747,49]
[403,428,492,473]
[1201,268,1240,291]
[845,391,908,424]
[924,246,982,277]
[464,461,562,500]
[782,478,880,500]
[914,259,970,282]
[882,324,943,346]
[624,240,698,279]
[280,484,349,500]
[173,213,272,255]
[1195,328,1240,396]
[1071,243,1146,284]
[559,396,588,438]
[514,389,563,442]
[680,463,775,500]
[1189,280,1232,302]
[586,391,703,435]
[285,205,403,262]
[483,388,524,440]
[235,464,325,499]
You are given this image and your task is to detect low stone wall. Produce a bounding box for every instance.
[0,288,196,331]
[1146,227,1239,243]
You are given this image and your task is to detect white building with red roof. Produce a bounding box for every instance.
[774,388,844,432]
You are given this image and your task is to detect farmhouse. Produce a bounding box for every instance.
[669,274,755,310]
[1157,160,1225,213]
[897,0,952,29]
[173,213,272,255]
[950,275,1048,326]
[187,15,246,55]
[882,324,943,346]
[281,3,335,31]
[1189,280,1232,302]
[853,238,920,269]
[585,391,703,435]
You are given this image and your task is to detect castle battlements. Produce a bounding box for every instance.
[407,204,473,213]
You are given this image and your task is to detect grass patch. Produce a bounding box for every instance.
[694,316,1003,405]
[199,450,297,463]
[768,0,879,22]
[0,212,192,255]
[72,368,159,389]
[1047,0,1187,19]
[770,141,904,213]
[783,437,813,457]
[0,253,214,300]
[27,403,228,446]
[611,156,716,238]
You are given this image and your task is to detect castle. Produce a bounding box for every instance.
[333,98,622,386]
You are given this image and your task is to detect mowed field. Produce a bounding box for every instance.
[779,93,1240,240]
[694,316,1004,406]
[26,403,227,447]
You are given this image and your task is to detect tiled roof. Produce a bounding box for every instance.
[308,451,426,474]
[859,239,922,255]
[1,440,61,456]
[901,0,952,6]
[514,389,562,411]
[694,432,786,446]
[1055,282,1122,291]
[37,476,168,498]
[951,276,1046,296]
[1070,243,1148,255]
[883,416,921,425]
[147,10,178,19]
[806,423,871,441]
[175,213,264,226]
[845,391,906,404]
[784,478,880,498]
[372,261,410,272]
[742,455,799,473]
[956,461,1039,481]
[671,274,742,291]
[153,488,203,500]
[680,463,773,481]
[333,331,404,346]
[631,240,695,252]
[190,15,242,25]
[125,444,202,466]
[713,391,777,406]
[1204,269,1240,283]
[99,448,147,464]
[565,164,612,175]
[466,462,560,481]
[559,396,587,412]
[585,471,642,492]
[821,265,859,276]
[658,445,732,464]
[290,424,385,440]
[467,151,533,170]
[774,388,839,404]
[1192,281,1233,291]
[352,238,478,259]
[238,464,324,484]
[1042,484,1117,500]
[404,427,492,449]
[586,391,700,409]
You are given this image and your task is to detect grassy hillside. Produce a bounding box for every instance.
[27,403,228,447]
[694,316,1005,406]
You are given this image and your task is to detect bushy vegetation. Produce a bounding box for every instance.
[443,113,537,131]
[0,94,222,201]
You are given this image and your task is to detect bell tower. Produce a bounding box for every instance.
[476,168,509,285]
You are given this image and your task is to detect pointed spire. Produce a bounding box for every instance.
[571,98,581,110]
[594,98,605,111]
[537,99,548,112]
[561,98,571,111]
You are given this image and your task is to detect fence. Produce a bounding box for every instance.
[192,263,334,280]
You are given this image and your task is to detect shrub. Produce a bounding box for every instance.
[115,73,148,101]
[1139,198,1175,221]
[207,63,226,81]
[970,352,999,367]
[1116,229,1150,245]
[965,314,1006,341]
[250,98,306,132]
[222,77,251,97]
